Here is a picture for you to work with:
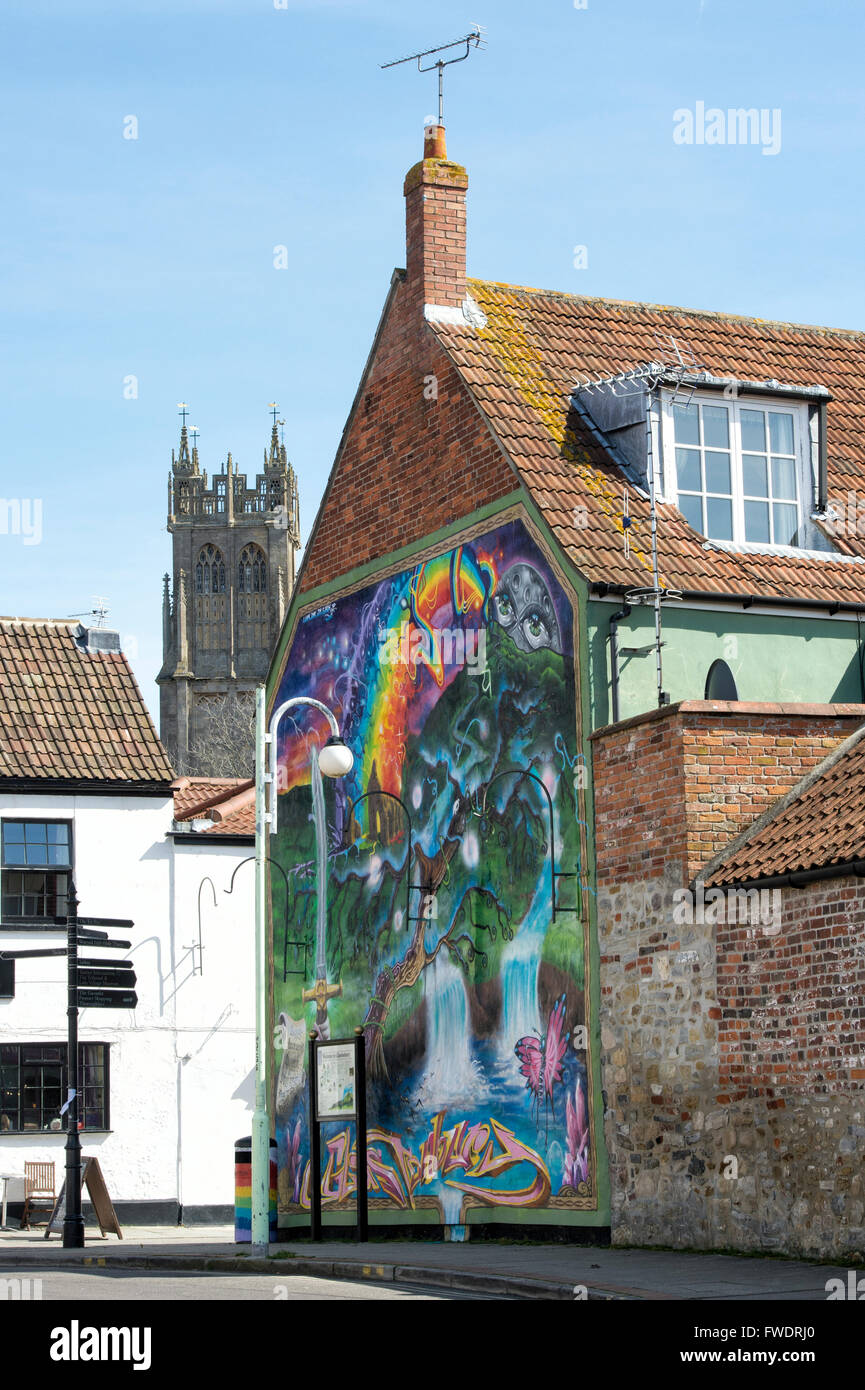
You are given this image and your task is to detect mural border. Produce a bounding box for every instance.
[267,498,609,1228]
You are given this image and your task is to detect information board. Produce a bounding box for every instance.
[315,1042,357,1120]
[307,1032,368,1242]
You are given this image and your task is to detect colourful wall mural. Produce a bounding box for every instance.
[270,516,597,1228]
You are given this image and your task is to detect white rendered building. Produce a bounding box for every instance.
[0,619,255,1225]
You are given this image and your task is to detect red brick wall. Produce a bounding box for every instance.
[300,278,518,593]
[592,701,865,884]
[717,875,865,1094]
[679,710,862,878]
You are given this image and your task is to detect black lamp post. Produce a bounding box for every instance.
[63,882,84,1249]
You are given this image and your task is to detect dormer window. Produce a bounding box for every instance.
[663,392,814,548]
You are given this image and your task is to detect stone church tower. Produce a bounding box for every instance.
[158,409,300,774]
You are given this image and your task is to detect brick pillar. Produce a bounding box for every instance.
[404,124,468,313]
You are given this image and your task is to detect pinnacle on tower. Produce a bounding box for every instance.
[172,402,197,474]
[265,403,287,470]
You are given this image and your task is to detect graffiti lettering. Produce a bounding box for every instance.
[298,1113,550,1212]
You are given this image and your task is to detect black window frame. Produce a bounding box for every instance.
[1,818,74,928]
[0,1042,110,1134]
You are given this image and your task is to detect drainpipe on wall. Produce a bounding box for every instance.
[609,603,631,725]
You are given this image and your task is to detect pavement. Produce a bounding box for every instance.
[0,1221,858,1300]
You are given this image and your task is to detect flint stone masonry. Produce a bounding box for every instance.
[591,700,865,1259]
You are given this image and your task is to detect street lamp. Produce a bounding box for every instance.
[252,688,353,1250]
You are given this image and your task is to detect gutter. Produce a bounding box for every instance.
[169,832,254,846]
[0,778,175,797]
[592,581,865,619]
[701,856,865,894]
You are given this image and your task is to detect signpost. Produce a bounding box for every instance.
[2,889,136,1248]
[77,958,135,972]
[307,1028,367,1243]
[78,967,137,991]
[77,988,138,1010]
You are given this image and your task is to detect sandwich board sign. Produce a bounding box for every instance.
[44,1157,122,1240]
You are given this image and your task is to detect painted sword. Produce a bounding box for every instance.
[302,748,342,1035]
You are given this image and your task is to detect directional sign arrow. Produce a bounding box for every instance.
[77,988,138,1010]
[76,928,108,940]
[77,917,134,929]
[78,967,137,990]
[78,957,134,971]
[55,916,134,929]
[0,948,67,959]
[77,937,131,951]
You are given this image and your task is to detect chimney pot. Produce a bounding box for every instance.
[423,123,448,160]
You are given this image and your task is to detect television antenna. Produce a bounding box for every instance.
[381,25,486,126]
[578,334,706,707]
[68,598,110,629]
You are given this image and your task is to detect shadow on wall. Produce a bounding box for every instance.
[232,1067,255,1112]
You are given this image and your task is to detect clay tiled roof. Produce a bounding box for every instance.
[704,721,865,885]
[173,777,251,821]
[0,619,174,785]
[173,777,255,838]
[203,797,255,837]
[428,281,865,604]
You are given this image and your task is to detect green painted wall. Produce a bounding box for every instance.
[587,602,864,728]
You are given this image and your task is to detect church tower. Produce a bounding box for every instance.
[158,405,300,774]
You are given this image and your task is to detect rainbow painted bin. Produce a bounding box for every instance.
[234,1136,277,1243]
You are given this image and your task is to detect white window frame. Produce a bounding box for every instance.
[659,390,814,551]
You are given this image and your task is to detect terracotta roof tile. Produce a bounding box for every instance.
[705,721,865,885]
[203,798,255,837]
[0,619,174,785]
[173,777,252,820]
[172,777,255,838]
[427,281,865,603]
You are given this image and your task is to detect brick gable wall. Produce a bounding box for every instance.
[300,283,518,593]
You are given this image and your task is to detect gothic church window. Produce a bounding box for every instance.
[238,544,267,649]
[194,545,227,651]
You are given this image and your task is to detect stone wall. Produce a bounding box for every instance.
[592,700,865,1259]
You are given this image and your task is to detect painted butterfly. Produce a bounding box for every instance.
[515,994,569,1142]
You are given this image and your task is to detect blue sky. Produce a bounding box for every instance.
[2,0,863,719]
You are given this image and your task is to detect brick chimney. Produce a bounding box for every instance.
[403,124,468,315]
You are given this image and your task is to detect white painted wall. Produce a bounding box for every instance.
[0,791,255,1218]
[170,838,256,1210]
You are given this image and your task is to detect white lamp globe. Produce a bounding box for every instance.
[317,736,354,779]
